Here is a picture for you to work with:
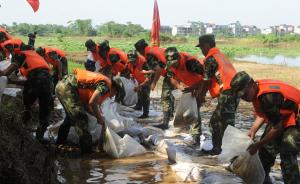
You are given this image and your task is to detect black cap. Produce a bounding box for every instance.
[134,39,148,51]
[85,39,96,50]
[36,47,45,55]
[99,40,110,52]
[196,34,215,47]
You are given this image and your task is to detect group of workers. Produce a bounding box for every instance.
[0,27,299,184]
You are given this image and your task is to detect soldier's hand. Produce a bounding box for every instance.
[150,82,156,91]
[247,143,260,155]
[134,86,141,92]
[247,129,256,140]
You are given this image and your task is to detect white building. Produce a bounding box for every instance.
[172,25,193,36]
[262,27,273,35]
[294,26,300,35]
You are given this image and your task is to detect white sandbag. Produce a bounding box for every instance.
[171,162,202,182]
[66,112,102,144]
[219,125,265,184]
[0,76,8,103]
[201,172,243,184]
[103,127,146,158]
[228,152,265,184]
[173,93,198,127]
[171,89,183,99]
[3,88,22,97]
[0,60,10,70]
[119,77,138,106]
[219,125,252,161]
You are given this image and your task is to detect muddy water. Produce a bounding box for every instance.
[57,152,191,184]
[56,97,298,184]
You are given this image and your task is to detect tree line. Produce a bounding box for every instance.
[1,19,147,37]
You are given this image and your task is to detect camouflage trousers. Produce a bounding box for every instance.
[189,99,202,137]
[161,77,175,120]
[259,122,300,184]
[136,85,151,115]
[55,76,89,145]
[209,89,240,150]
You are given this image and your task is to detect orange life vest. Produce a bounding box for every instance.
[1,39,23,55]
[44,47,66,67]
[0,27,13,41]
[18,50,50,78]
[170,52,203,87]
[144,46,167,76]
[253,79,300,128]
[107,48,128,76]
[203,48,236,98]
[74,68,112,105]
[128,55,147,84]
[90,45,107,68]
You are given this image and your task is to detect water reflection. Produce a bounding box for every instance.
[57,152,187,184]
[235,55,300,67]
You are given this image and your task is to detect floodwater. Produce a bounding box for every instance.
[235,55,300,67]
[57,152,188,184]
[55,98,298,184]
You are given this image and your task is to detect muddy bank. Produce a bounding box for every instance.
[0,94,58,184]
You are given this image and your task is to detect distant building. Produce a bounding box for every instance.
[172,25,192,36]
[160,26,172,35]
[242,25,260,36]
[262,27,274,35]
[294,26,300,35]
[229,21,243,37]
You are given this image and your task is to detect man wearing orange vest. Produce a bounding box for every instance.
[55,68,117,153]
[134,39,174,130]
[36,47,68,93]
[195,34,240,155]
[0,39,30,60]
[127,50,152,118]
[230,71,300,184]
[165,47,204,145]
[0,45,54,143]
[85,39,105,73]
[0,27,12,60]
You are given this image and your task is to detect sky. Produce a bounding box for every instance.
[0,0,299,29]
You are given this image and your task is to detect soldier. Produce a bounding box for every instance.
[230,71,300,184]
[134,39,174,130]
[55,68,118,154]
[84,39,104,72]
[195,34,240,155]
[0,27,12,43]
[27,32,37,49]
[127,50,152,118]
[0,43,53,143]
[36,46,68,92]
[165,47,204,146]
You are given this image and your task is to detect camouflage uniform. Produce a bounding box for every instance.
[55,74,109,152]
[149,59,175,122]
[12,54,54,141]
[167,59,203,137]
[46,51,68,94]
[204,56,240,151]
[257,93,300,184]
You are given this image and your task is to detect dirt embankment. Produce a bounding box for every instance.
[0,95,58,184]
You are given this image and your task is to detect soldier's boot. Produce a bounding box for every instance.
[138,100,150,119]
[36,123,49,144]
[263,174,273,184]
[202,134,222,155]
[79,132,93,154]
[192,134,201,147]
[154,112,170,130]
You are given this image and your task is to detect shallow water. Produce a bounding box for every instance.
[235,55,300,67]
[57,152,192,184]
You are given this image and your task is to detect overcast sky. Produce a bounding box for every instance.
[0,0,299,28]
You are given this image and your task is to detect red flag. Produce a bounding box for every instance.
[151,0,160,47]
[27,0,40,12]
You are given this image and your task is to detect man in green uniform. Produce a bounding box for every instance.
[195,35,240,155]
[230,71,300,184]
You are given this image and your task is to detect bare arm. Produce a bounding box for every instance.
[88,90,105,125]
[150,66,162,90]
[247,116,265,139]
[247,123,283,155]
[0,64,18,77]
